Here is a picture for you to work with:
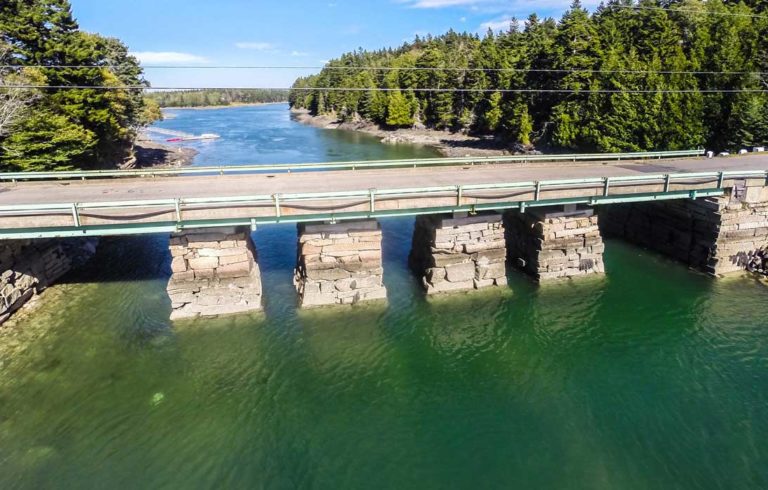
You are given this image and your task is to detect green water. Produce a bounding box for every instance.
[1,106,768,489]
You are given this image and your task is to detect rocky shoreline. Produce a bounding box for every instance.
[290,109,519,158]
[126,139,198,169]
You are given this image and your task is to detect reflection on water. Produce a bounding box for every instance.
[1,107,768,488]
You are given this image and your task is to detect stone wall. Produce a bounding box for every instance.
[505,207,605,281]
[409,214,507,294]
[0,238,97,325]
[167,227,262,320]
[601,188,768,275]
[294,220,386,307]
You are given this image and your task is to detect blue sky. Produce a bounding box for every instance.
[70,0,598,88]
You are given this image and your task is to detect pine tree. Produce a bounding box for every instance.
[0,0,153,170]
[286,0,768,152]
[386,90,413,127]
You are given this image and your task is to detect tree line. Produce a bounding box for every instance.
[147,89,289,108]
[290,0,768,153]
[0,0,159,172]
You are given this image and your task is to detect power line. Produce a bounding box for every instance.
[3,85,768,94]
[612,4,768,19]
[2,64,767,76]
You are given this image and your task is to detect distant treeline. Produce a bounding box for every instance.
[148,89,289,108]
[291,0,768,152]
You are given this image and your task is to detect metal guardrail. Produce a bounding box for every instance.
[0,168,763,240]
[0,149,705,182]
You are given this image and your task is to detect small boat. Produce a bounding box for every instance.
[166,133,220,142]
[198,133,221,140]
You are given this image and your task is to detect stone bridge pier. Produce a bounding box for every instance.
[409,213,508,294]
[294,220,387,307]
[600,185,768,275]
[504,205,605,281]
[167,226,262,320]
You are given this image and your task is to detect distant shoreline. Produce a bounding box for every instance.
[161,101,287,111]
[290,108,514,158]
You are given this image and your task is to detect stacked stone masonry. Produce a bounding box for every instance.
[601,187,768,275]
[505,207,605,281]
[168,227,262,320]
[294,221,387,307]
[409,214,508,294]
[0,238,97,325]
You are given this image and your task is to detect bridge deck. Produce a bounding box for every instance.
[1,154,767,238]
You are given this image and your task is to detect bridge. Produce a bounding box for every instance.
[1,150,767,321]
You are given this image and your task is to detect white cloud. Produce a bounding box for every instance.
[235,42,276,51]
[400,0,601,14]
[475,0,604,31]
[480,17,514,31]
[402,0,483,7]
[131,51,208,64]
[291,51,310,57]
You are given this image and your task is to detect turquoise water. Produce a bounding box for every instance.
[1,105,767,489]
[154,104,440,165]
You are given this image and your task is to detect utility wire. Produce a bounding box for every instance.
[612,4,768,19]
[2,64,767,76]
[3,85,768,94]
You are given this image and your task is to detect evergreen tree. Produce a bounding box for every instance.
[386,90,413,127]
[288,0,768,152]
[0,0,156,171]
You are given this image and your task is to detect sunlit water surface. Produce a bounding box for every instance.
[1,105,767,489]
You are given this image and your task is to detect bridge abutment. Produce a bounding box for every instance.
[294,220,386,307]
[504,206,605,281]
[0,238,97,325]
[600,187,768,275]
[409,213,507,294]
[167,227,262,320]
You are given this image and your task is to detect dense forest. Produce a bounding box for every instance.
[147,89,289,108]
[0,0,159,171]
[291,0,768,152]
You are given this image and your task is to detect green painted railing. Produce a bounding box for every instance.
[0,149,705,182]
[0,167,762,239]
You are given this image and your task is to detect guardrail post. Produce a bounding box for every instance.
[174,198,182,224]
[273,194,282,218]
[456,185,463,207]
[690,190,698,200]
[717,171,725,189]
[520,201,527,214]
[603,177,611,197]
[534,181,542,201]
[71,203,81,227]
[664,174,671,193]
[369,188,376,213]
